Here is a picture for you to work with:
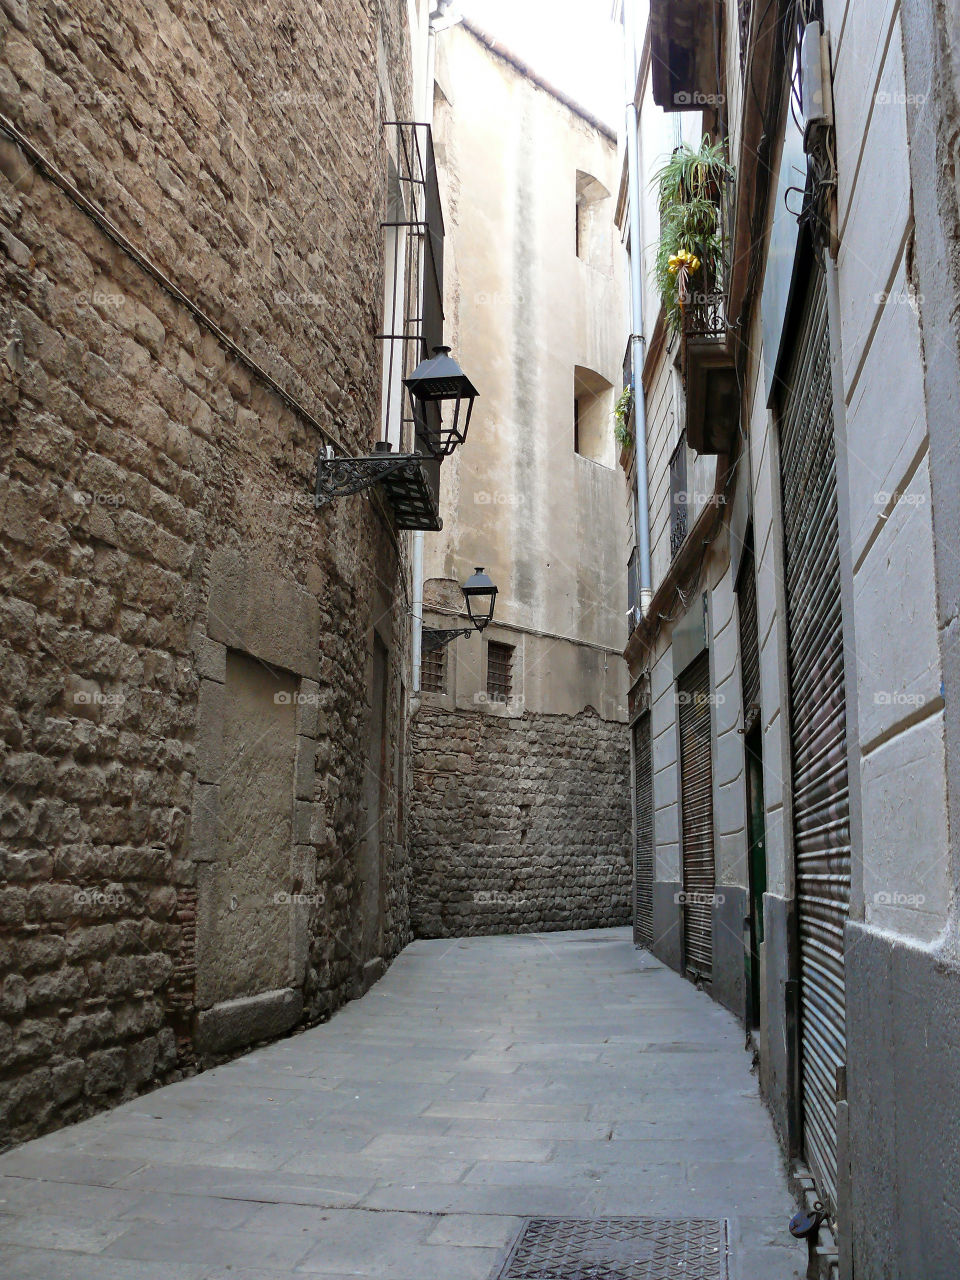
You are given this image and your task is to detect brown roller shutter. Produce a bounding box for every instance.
[778,268,849,1212]
[633,712,654,947]
[678,653,715,978]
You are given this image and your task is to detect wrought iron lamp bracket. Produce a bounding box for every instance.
[314,447,423,507]
[422,627,474,653]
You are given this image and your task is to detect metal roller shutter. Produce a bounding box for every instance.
[678,653,715,978]
[778,269,849,1212]
[633,712,654,947]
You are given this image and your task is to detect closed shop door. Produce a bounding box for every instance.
[678,653,715,979]
[778,269,850,1211]
[633,712,654,947]
[738,534,766,1028]
[737,533,761,722]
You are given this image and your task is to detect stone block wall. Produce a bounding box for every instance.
[0,0,415,1144]
[410,705,632,936]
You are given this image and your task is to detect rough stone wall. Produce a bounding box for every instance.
[410,705,632,936]
[0,0,414,1144]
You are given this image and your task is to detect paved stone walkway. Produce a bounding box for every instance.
[0,929,806,1279]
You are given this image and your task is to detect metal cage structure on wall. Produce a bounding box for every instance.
[379,121,445,459]
[315,121,446,530]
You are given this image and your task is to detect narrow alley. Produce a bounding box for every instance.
[0,930,804,1279]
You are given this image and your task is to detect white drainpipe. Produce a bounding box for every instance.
[624,0,653,615]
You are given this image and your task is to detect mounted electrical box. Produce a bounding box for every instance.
[800,21,833,144]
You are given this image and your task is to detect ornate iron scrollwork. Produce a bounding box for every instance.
[314,450,422,507]
[421,626,474,653]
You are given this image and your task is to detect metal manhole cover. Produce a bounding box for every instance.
[496,1217,728,1280]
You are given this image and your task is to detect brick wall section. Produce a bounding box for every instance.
[410,705,632,937]
[0,0,414,1143]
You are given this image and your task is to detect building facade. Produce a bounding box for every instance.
[0,0,450,1143]
[409,22,633,937]
[620,0,960,1273]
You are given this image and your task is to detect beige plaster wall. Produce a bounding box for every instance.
[425,24,630,721]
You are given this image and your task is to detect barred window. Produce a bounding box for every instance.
[486,641,514,701]
[421,645,446,694]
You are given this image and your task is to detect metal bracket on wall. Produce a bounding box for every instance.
[421,627,473,653]
[314,447,443,530]
[315,449,419,504]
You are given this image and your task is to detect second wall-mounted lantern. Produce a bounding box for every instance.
[423,567,498,652]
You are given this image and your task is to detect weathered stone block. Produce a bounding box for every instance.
[84,1047,127,1096]
[294,735,316,800]
[194,637,226,684]
[189,780,220,863]
[195,678,224,784]
[207,550,321,680]
[296,678,321,738]
[193,987,303,1057]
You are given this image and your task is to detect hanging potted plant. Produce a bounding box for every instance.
[613,385,634,453]
[651,136,733,333]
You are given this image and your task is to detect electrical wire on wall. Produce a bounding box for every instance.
[793,1,838,257]
[0,109,413,585]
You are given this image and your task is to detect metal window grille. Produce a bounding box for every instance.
[627,546,641,638]
[669,429,689,557]
[486,641,513,701]
[421,645,446,694]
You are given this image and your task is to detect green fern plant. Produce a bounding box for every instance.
[651,137,732,333]
[613,385,633,451]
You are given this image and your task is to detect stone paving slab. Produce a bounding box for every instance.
[0,929,806,1279]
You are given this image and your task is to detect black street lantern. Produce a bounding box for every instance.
[422,567,498,653]
[404,345,479,457]
[461,566,498,632]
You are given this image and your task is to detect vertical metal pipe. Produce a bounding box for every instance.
[623,0,652,611]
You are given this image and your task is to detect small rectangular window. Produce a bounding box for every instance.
[421,645,446,694]
[486,641,514,701]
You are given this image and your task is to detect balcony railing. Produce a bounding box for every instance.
[679,183,740,456]
[683,290,727,342]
